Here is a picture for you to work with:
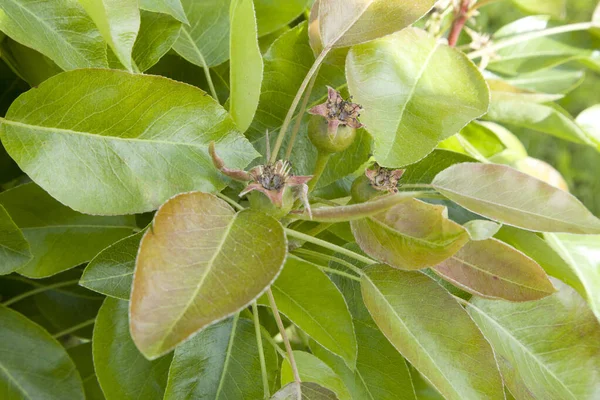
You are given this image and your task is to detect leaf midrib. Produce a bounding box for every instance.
[0,360,33,400]
[467,302,578,400]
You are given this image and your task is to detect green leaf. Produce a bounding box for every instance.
[258,256,357,368]
[346,28,489,167]
[0,305,85,400]
[467,280,600,400]
[0,0,107,70]
[281,351,351,400]
[0,69,258,215]
[78,0,140,71]
[315,0,436,48]
[254,0,310,36]
[140,0,189,24]
[0,37,62,87]
[463,220,501,241]
[576,104,600,146]
[130,192,286,359]
[80,230,144,300]
[0,183,134,278]
[459,121,528,165]
[67,343,105,400]
[361,264,505,400]
[351,198,469,270]
[93,298,172,400]
[272,382,338,400]
[0,204,31,275]
[495,226,586,298]
[488,16,600,75]
[484,91,594,146]
[133,11,182,72]
[164,316,278,399]
[173,0,230,68]
[433,238,556,301]
[545,233,600,322]
[401,150,475,185]
[504,69,585,95]
[432,163,600,233]
[511,0,567,19]
[229,0,263,132]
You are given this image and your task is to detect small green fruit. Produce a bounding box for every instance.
[351,175,383,203]
[308,115,356,154]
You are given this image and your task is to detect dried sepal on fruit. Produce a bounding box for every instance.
[352,164,405,203]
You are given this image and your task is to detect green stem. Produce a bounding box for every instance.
[52,318,96,339]
[2,279,80,306]
[468,22,597,59]
[216,192,245,211]
[293,248,363,278]
[285,228,375,266]
[182,29,219,102]
[285,71,319,160]
[267,288,301,386]
[270,47,332,163]
[262,329,287,358]
[291,192,426,223]
[252,302,270,399]
[307,152,331,192]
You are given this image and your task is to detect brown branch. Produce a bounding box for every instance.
[448,0,471,47]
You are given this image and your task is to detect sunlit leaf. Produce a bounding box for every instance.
[0,0,107,70]
[515,157,570,190]
[467,280,600,400]
[0,183,134,278]
[254,0,310,36]
[576,104,600,146]
[258,256,357,368]
[133,11,182,72]
[140,0,189,24]
[80,230,145,300]
[272,382,338,400]
[229,0,263,132]
[0,69,258,215]
[93,298,172,400]
[504,68,585,94]
[164,316,278,399]
[433,163,600,233]
[130,192,286,359]
[511,0,567,19]
[0,37,62,86]
[78,0,140,71]
[351,198,469,270]
[0,204,31,275]
[316,0,435,48]
[347,28,489,167]
[173,0,230,67]
[463,220,501,241]
[281,351,351,400]
[0,305,85,399]
[545,233,600,322]
[433,238,555,301]
[401,150,475,185]
[361,264,504,400]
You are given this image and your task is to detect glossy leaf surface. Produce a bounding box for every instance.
[272,382,338,400]
[361,264,504,400]
[0,305,85,400]
[0,183,134,278]
[281,351,351,400]
[254,0,310,36]
[93,298,171,400]
[133,11,182,72]
[130,192,286,359]
[258,256,357,368]
[546,233,600,322]
[347,28,489,167]
[80,230,144,300]
[164,317,278,399]
[433,163,600,233]
[467,281,600,400]
[140,0,189,24]
[0,204,31,275]
[317,0,435,48]
[0,0,107,70]
[576,104,600,145]
[434,238,555,301]
[173,0,230,67]
[351,198,469,270]
[78,0,140,71]
[0,69,258,215]
[229,0,263,132]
